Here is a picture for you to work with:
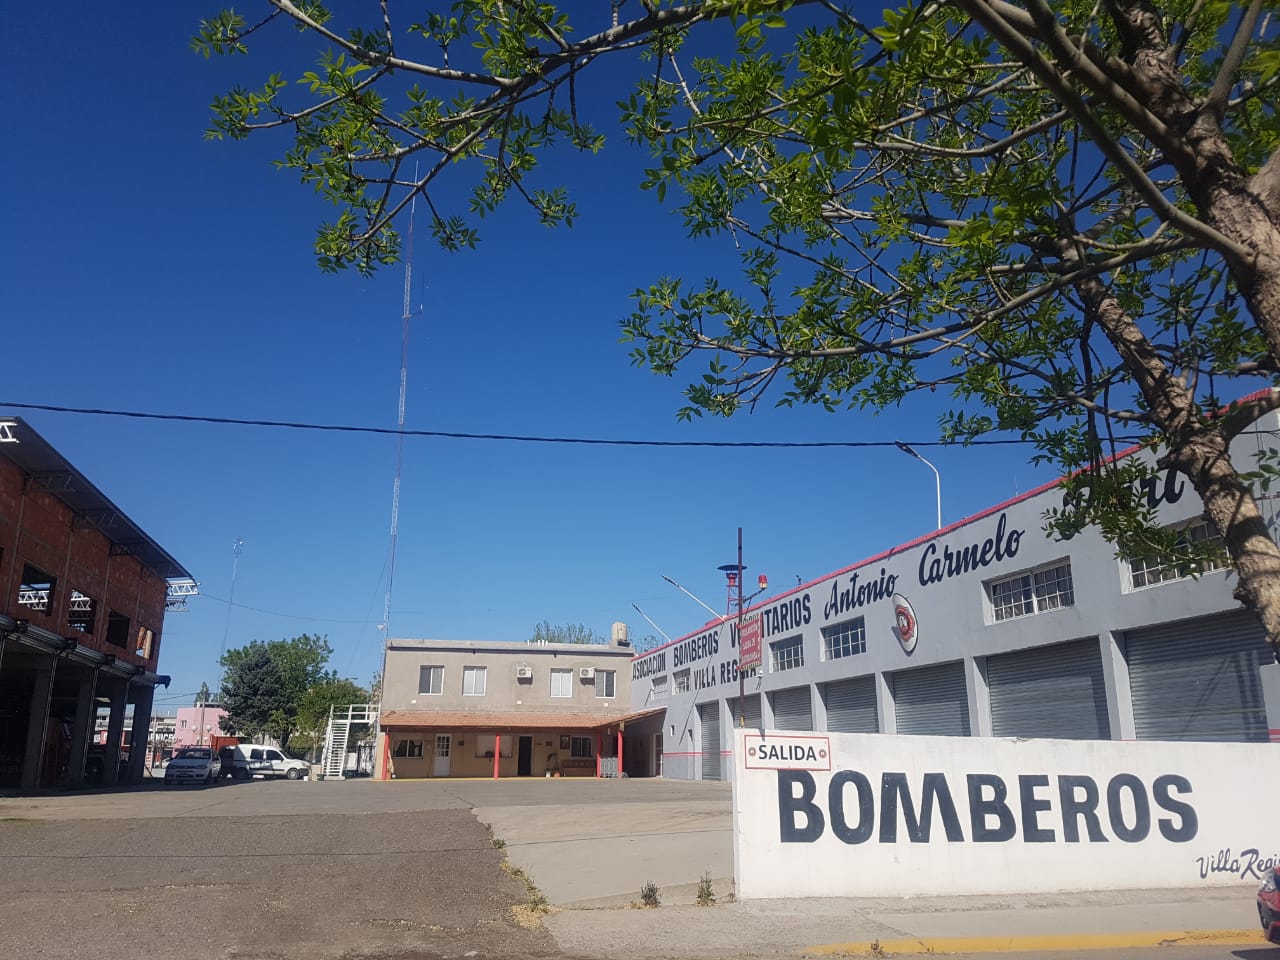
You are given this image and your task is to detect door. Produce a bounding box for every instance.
[988,638,1110,740]
[824,676,878,733]
[894,660,970,736]
[265,748,286,775]
[654,733,663,777]
[698,701,721,781]
[770,686,813,730]
[1127,611,1272,741]
[432,734,451,776]
[517,735,533,776]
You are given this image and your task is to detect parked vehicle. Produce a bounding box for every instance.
[218,744,309,780]
[164,747,221,785]
[1259,866,1280,942]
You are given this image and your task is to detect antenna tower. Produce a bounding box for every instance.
[382,190,419,648]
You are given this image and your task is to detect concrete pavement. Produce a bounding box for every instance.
[465,778,1268,958]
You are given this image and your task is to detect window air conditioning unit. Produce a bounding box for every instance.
[516,665,533,680]
[579,667,596,680]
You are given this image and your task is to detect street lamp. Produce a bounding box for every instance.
[894,441,942,530]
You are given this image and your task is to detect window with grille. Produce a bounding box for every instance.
[770,635,805,672]
[596,669,616,698]
[988,561,1075,622]
[463,666,487,696]
[418,665,443,695]
[551,668,572,698]
[674,669,691,693]
[571,736,594,758]
[822,617,866,660]
[1127,519,1226,589]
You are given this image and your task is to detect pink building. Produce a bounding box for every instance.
[173,705,228,749]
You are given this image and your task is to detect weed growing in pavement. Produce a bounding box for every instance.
[695,873,716,906]
[868,939,886,959]
[498,850,550,928]
[640,880,661,908]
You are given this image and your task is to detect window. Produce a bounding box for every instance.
[105,610,130,649]
[989,560,1075,622]
[393,737,424,758]
[266,750,283,762]
[67,590,96,634]
[463,666,487,696]
[673,669,691,693]
[822,617,866,660]
[18,563,55,613]
[770,635,805,672]
[595,669,616,698]
[418,665,443,695]
[434,735,450,758]
[1127,519,1226,589]
[550,668,572,698]
[570,736,594,758]
[651,675,669,701]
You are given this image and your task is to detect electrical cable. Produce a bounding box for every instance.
[0,400,1137,448]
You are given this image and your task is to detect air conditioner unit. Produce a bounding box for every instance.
[579,667,596,680]
[516,666,533,679]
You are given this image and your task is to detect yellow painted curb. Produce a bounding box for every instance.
[805,929,1262,955]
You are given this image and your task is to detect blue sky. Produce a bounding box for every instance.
[2,4,1065,712]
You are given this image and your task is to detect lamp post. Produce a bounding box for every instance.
[895,441,942,530]
[722,531,769,728]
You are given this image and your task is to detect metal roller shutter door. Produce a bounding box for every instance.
[1127,611,1272,742]
[894,661,970,736]
[727,694,762,731]
[988,639,1111,740]
[771,686,813,730]
[698,701,721,781]
[824,677,878,733]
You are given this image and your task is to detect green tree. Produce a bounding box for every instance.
[219,634,336,748]
[195,681,210,707]
[292,678,370,760]
[219,644,290,743]
[195,3,1280,654]
[531,620,604,644]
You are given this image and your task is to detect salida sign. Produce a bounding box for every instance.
[731,730,1279,899]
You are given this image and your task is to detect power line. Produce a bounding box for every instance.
[0,400,1090,448]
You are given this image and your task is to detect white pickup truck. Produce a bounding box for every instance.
[218,744,309,780]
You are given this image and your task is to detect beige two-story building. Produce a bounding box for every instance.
[375,631,658,779]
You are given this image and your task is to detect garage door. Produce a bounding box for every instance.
[894,661,970,736]
[771,686,813,730]
[1127,611,1272,742]
[824,676,878,733]
[726,694,762,731]
[698,701,721,781]
[988,638,1110,740]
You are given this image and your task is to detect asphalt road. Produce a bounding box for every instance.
[0,778,557,960]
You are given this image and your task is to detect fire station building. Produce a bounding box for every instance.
[628,407,1280,781]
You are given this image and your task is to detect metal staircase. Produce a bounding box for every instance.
[321,703,377,780]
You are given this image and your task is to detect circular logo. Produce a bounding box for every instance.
[893,593,918,654]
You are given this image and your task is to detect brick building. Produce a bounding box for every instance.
[0,418,194,789]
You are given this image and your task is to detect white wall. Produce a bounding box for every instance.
[732,729,1278,898]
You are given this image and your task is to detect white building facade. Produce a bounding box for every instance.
[630,411,1280,781]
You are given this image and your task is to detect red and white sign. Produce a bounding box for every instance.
[738,614,763,670]
[744,734,831,771]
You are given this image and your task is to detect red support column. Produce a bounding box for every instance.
[595,734,602,778]
[493,734,501,779]
[617,729,624,779]
[380,732,391,781]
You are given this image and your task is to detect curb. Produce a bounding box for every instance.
[805,928,1263,955]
